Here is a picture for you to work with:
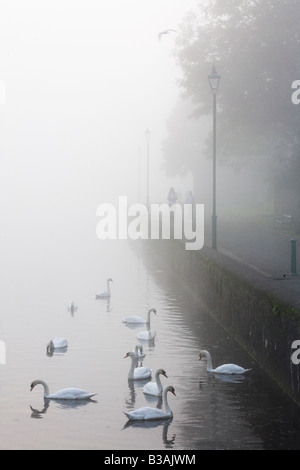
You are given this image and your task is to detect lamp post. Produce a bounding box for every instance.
[145,128,151,208]
[208,65,221,250]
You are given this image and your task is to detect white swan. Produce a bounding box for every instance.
[96,278,113,299]
[143,368,168,396]
[30,379,97,400]
[122,308,156,324]
[46,338,68,352]
[199,350,251,375]
[133,344,146,360]
[124,351,152,380]
[137,330,156,341]
[68,301,78,314]
[123,385,176,421]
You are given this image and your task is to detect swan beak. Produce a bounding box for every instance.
[123,353,129,359]
[172,390,176,396]
[199,354,202,361]
[30,386,33,392]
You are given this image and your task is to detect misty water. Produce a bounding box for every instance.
[1,237,300,450]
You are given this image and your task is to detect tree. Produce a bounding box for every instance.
[163,0,300,180]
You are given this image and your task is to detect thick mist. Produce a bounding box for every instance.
[0,0,198,285]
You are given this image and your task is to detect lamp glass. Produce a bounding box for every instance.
[208,65,221,91]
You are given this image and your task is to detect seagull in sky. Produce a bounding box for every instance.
[158,29,178,42]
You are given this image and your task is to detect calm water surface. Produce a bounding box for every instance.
[1,238,300,450]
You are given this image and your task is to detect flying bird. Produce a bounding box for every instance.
[158,29,178,42]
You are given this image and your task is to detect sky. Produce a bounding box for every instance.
[0,0,202,278]
[0,0,199,214]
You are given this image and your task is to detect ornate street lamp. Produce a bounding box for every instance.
[208,65,221,250]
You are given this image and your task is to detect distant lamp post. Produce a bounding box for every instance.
[208,64,221,250]
[145,128,151,207]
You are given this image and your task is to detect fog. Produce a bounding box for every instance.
[0,0,200,272]
[0,0,278,292]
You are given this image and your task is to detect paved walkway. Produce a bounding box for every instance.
[204,213,300,310]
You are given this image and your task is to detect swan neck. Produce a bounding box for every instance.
[163,389,172,415]
[128,354,137,379]
[146,310,152,323]
[204,351,213,371]
[37,380,50,397]
[155,372,163,392]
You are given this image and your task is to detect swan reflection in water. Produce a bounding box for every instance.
[125,380,137,407]
[198,371,247,392]
[30,401,50,419]
[125,377,151,407]
[208,372,247,385]
[122,418,176,449]
[30,397,97,418]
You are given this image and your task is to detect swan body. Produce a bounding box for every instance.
[68,301,78,313]
[137,330,156,341]
[122,308,156,324]
[199,350,251,375]
[30,379,96,400]
[124,351,152,380]
[143,368,168,396]
[47,338,68,352]
[96,278,113,299]
[123,385,176,421]
[133,344,146,359]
